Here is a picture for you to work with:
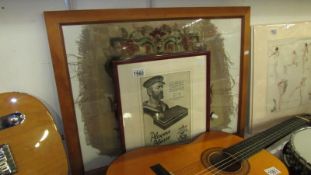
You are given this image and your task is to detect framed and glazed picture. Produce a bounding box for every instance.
[113,52,210,151]
[44,7,250,174]
[252,22,311,133]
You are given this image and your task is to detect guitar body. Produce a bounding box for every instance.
[107,132,288,175]
[0,92,68,174]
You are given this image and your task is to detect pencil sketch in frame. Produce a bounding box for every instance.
[113,52,210,151]
[252,22,311,133]
[44,7,250,174]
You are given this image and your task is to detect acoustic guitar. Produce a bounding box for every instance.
[0,92,68,174]
[107,114,311,175]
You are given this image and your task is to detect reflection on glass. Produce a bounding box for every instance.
[123,113,132,119]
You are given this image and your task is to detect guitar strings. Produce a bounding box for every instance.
[207,119,303,175]
[172,160,205,175]
[201,118,304,175]
[209,119,303,175]
[171,119,299,175]
[194,118,305,175]
[196,119,297,175]
[171,118,303,175]
[171,118,300,175]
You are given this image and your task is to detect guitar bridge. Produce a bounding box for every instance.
[150,164,173,175]
[0,144,17,175]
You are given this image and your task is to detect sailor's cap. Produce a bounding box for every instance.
[143,75,165,88]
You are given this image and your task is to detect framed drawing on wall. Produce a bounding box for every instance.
[113,52,210,151]
[44,7,250,174]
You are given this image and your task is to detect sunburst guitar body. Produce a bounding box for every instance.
[107,114,311,175]
[0,92,68,174]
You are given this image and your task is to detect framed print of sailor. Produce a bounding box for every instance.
[113,52,210,151]
[142,75,170,118]
[141,73,190,146]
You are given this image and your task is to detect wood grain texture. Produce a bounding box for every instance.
[0,92,68,175]
[107,131,288,175]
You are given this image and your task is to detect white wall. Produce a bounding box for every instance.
[0,0,66,133]
[1,0,311,143]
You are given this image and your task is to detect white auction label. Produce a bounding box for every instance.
[132,68,145,77]
[264,167,281,175]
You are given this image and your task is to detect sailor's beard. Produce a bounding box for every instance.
[152,91,163,100]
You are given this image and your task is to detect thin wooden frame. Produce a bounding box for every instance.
[113,52,210,151]
[44,7,250,175]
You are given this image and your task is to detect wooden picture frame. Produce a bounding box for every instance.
[44,7,250,174]
[113,52,210,151]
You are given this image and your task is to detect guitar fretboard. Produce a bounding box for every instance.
[224,114,310,160]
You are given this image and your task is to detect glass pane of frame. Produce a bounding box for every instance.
[44,7,250,174]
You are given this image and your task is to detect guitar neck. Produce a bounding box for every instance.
[224,114,309,159]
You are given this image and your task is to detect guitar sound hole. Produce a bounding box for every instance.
[209,151,241,172]
[201,147,249,174]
